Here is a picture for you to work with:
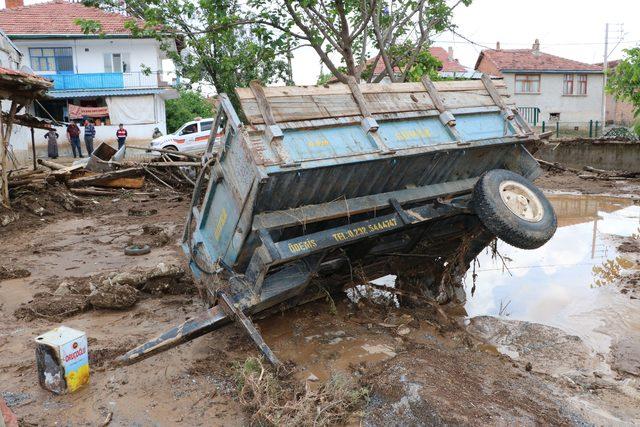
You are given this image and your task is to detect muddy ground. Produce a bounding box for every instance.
[1,171,639,426]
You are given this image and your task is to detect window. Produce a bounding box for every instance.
[200,121,213,132]
[515,74,541,93]
[30,47,73,73]
[179,123,198,135]
[563,74,574,95]
[103,53,131,73]
[577,74,588,95]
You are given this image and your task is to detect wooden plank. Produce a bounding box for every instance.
[481,74,512,113]
[421,76,447,113]
[249,80,277,125]
[98,177,145,189]
[235,80,506,99]
[346,76,372,117]
[239,81,509,125]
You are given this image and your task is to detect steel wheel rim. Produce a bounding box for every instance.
[498,180,544,222]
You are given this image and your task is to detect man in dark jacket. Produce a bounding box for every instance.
[67,122,82,158]
[84,119,96,155]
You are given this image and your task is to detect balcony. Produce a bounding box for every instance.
[43,71,169,91]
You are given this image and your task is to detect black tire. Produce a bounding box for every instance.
[473,169,557,249]
[124,244,151,256]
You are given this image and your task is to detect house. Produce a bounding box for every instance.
[596,59,635,126]
[0,0,177,160]
[328,46,472,84]
[0,28,21,70]
[475,40,604,125]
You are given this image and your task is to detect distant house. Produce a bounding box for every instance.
[596,59,635,126]
[328,46,471,83]
[0,0,177,159]
[475,40,604,125]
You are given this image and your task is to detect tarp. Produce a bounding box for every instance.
[106,95,155,125]
[68,104,109,119]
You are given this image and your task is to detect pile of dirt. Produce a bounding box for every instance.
[0,265,30,281]
[126,224,172,248]
[13,262,193,321]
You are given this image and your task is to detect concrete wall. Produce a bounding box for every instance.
[502,72,604,123]
[605,94,635,126]
[12,38,163,75]
[537,139,640,172]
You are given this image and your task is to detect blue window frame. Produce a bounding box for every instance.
[29,47,73,73]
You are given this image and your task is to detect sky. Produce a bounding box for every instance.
[5,0,640,87]
[291,0,640,85]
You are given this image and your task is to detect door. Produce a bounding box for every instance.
[194,120,214,152]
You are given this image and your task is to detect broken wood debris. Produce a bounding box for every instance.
[4,149,203,204]
[536,158,640,181]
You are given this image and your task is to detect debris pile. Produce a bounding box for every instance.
[235,357,369,426]
[537,158,640,181]
[14,263,192,321]
[2,144,201,222]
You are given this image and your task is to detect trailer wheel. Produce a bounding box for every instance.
[473,169,556,249]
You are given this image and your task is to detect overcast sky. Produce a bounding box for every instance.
[292,0,640,84]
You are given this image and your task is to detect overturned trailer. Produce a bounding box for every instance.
[119,76,557,365]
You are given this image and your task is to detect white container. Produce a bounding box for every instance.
[35,326,89,394]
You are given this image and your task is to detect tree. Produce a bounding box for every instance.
[80,0,470,96]
[165,89,215,133]
[249,0,471,83]
[79,0,292,109]
[606,47,640,134]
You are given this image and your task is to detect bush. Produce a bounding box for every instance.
[165,90,215,133]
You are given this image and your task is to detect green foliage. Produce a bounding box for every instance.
[80,0,292,109]
[398,47,443,82]
[606,47,640,124]
[165,90,214,133]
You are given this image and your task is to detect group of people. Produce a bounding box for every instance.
[46,121,129,159]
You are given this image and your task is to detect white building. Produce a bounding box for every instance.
[475,40,604,126]
[0,0,177,160]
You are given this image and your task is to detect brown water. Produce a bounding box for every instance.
[467,194,640,355]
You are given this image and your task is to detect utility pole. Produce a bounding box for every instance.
[601,23,625,128]
[601,23,609,127]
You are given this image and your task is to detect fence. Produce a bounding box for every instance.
[536,120,603,139]
[517,107,540,126]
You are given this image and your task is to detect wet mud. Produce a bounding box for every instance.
[0,174,639,425]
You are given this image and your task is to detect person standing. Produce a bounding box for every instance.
[116,123,127,149]
[45,128,59,159]
[66,122,82,158]
[84,119,96,155]
[152,127,163,139]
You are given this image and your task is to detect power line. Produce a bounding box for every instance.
[432,37,640,47]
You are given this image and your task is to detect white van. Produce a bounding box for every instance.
[149,118,220,154]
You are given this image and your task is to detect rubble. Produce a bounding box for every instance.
[0,265,30,281]
[13,263,189,319]
[88,281,138,309]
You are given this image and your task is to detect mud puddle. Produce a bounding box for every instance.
[467,194,640,369]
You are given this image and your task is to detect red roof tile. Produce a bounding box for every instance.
[0,0,142,35]
[428,47,467,73]
[475,49,603,74]
[368,47,467,75]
